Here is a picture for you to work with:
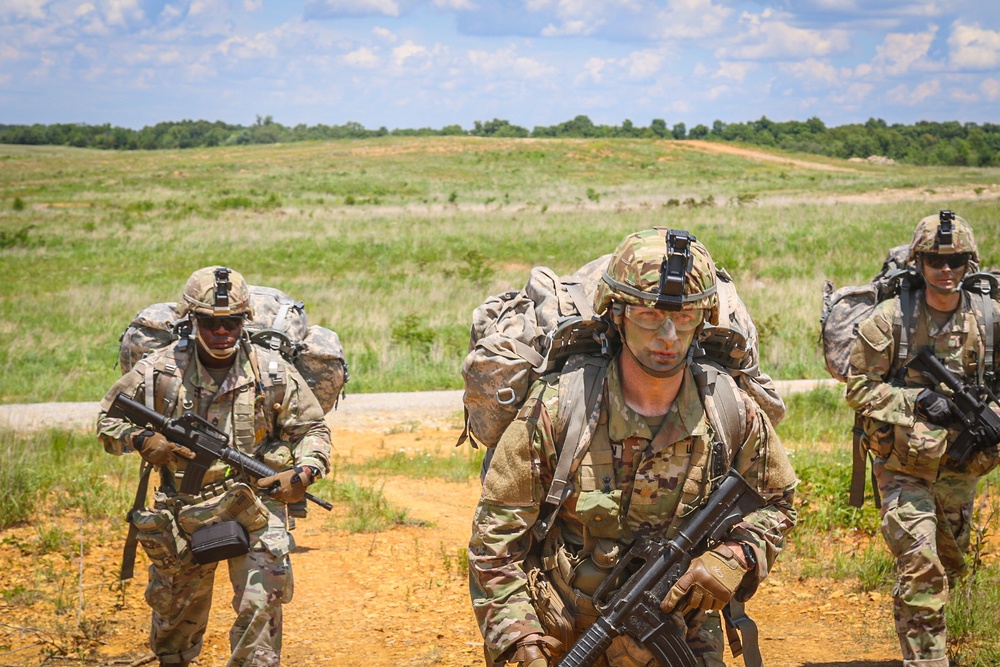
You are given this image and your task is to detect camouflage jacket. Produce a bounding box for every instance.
[468,354,798,662]
[97,339,331,490]
[845,289,999,426]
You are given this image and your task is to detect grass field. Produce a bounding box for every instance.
[2,137,1000,403]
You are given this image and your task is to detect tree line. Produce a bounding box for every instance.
[2,113,999,167]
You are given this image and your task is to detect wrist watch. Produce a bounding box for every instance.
[739,542,758,570]
[303,465,321,481]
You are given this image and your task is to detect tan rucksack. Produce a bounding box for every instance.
[118,286,349,414]
[458,256,784,453]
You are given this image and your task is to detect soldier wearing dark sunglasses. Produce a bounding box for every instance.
[845,211,1000,667]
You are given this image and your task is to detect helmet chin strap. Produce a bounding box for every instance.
[917,258,964,296]
[193,319,239,361]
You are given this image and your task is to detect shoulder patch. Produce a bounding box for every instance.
[481,420,537,507]
[857,317,892,352]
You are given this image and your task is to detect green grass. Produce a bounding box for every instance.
[2,138,1000,403]
[310,475,427,532]
[344,448,485,483]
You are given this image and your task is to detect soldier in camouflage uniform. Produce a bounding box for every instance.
[846,212,1000,667]
[469,229,798,667]
[97,267,332,667]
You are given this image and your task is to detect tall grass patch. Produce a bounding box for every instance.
[3,138,1000,401]
[0,429,136,527]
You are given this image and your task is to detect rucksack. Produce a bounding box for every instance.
[820,245,912,382]
[821,246,1000,507]
[118,286,349,414]
[458,255,782,452]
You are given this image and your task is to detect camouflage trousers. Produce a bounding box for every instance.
[145,503,295,667]
[874,459,977,667]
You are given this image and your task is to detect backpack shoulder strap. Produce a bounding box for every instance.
[142,342,192,415]
[531,355,608,541]
[690,360,747,464]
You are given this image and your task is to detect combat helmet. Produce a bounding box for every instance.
[908,210,979,264]
[177,266,254,319]
[594,228,719,326]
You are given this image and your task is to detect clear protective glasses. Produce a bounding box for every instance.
[921,253,969,270]
[624,305,704,332]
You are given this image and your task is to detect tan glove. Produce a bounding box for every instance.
[258,466,312,504]
[132,430,195,466]
[659,544,750,614]
[509,634,561,667]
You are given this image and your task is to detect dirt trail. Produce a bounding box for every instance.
[0,385,904,667]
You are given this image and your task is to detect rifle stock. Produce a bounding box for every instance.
[107,392,333,511]
[555,470,766,667]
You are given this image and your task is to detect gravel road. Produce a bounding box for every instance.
[0,380,837,433]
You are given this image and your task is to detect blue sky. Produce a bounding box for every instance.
[1,0,998,130]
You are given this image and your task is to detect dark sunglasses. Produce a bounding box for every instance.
[921,253,969,270]
[196,315,246,331]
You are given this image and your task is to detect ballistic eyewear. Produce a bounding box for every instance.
[196,314,247,331]
[624,305,704,332]
[921,253,969,270]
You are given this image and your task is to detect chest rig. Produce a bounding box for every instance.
[532,355,748,546]
[134,339,289,485]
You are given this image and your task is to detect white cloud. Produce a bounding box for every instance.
[244,0,264,11]
[715,60,754,82]
[719,9,851,60]
[577,48,665,84]
[830,82,873,104]
[0,0,47,21]
[305,0,402,17]
[650,0,731,40]
[949,23,1000,70]
[343,46,381,68]
[466,45,557,80]
[433,0,477,8]
[103,0,145,27]
[887,78,941,105]
[217,34,279,60]
[780,58,840,85]
[541,19,600,36]
[981,78,1000,100]
[391,40,430,67]
[872,28,937,75]
[706,84,731,100]
[372,26,397,42]
[0,43,21,60]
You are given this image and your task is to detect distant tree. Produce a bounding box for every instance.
[650,118,667,138]
[688,124,709,139]
[671,123,686,140]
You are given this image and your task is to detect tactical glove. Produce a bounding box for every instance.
[132,430,196,466]
[660,544,750,614]
[258,466,312,504]
[916,389,956,426]
[509,634,561,667]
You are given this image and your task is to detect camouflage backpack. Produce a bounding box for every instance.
[820,244,1000,507]
[118,286,349,414]
[819,245,913,383]
[458,254,784,453]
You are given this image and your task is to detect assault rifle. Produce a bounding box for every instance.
[107,392,333,511]
[555,470,766,667]
[907,346,1000,465]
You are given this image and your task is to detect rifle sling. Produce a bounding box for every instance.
[849,414,881,509]
[120,460,155,581]
[723,599,761,667]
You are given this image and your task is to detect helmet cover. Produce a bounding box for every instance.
[594,228,719,326]
[177,266,254,319]
[908,210,979,264]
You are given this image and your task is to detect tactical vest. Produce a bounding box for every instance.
[533,354,748,545]
[134,340,289,456]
